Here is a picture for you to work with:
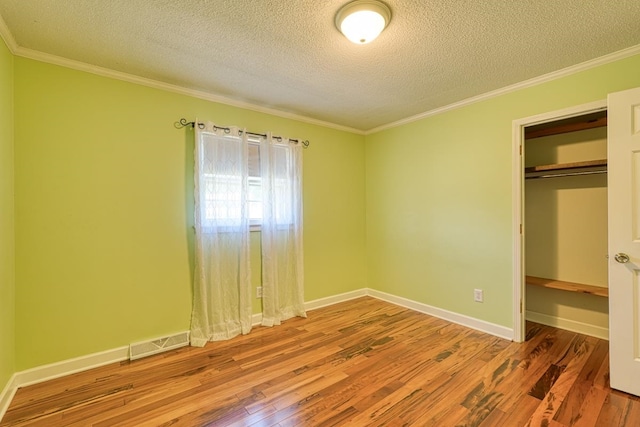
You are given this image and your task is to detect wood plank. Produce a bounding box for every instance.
[525,116,608,139]
[554,339,609,425]
[528,363,565,399]
[525,159,607,173]
[526,275,609,297]
[526,335,598,425]
[479,394,540,427]
[1,297,637,427]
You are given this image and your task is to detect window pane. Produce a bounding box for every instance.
[248,143,260,178]
[248,201,263,221]
[247,177,262,201]
[203,174,243,224]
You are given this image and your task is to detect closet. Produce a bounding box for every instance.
[524,111,609,339]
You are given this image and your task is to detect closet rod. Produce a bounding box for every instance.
[525,170,607,180]
[176,118,310,148]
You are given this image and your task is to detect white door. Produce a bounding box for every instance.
[608,86,640,396]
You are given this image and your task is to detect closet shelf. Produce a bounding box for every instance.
[526,275,608,298]
[525,115,607,139]
[525,159,607,179]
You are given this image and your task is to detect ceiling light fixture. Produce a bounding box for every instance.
[335,0,391,45]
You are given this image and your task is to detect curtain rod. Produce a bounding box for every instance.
[176,118,309,148]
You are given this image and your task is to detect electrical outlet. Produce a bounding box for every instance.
[474,289,484,303]
[256,286,263,298]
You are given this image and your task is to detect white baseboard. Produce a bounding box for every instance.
[0,345,129,421]
[368,289,514,340]
[16,346,130,389]
[0,374,18,422]
[304,288,368,312]
[526,310,609,340]
[250,289,368,326]
[251,313,263,326]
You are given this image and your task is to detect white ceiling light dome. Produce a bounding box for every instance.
[335,0,392,45]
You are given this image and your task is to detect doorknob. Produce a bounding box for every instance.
[615,253,630,263]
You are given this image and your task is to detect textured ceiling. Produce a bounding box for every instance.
[1,0,640,132]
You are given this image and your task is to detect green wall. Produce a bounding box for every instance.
[0,37,15,391]
[365,54,640,328]
[13,58,366,370]
[5,41,640,375]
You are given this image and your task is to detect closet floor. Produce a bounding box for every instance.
[2,297,638,426]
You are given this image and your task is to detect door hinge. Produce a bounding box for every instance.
[519,145,522,155]
[520,224,523,234]
[520,300,523,313]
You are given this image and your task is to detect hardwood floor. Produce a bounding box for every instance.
[2,297,639,426]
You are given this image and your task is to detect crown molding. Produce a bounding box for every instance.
[2,11,639,137]
[9,44,365,136]
[366,44,640,135]
[0,13,17,53]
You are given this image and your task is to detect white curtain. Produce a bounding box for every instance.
[190,122,252,347]
[260,133,306,326]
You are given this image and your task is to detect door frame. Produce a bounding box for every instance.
[511,99,608,342]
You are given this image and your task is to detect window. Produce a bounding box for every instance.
[201,139,263,229]
[198,130,300,232]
